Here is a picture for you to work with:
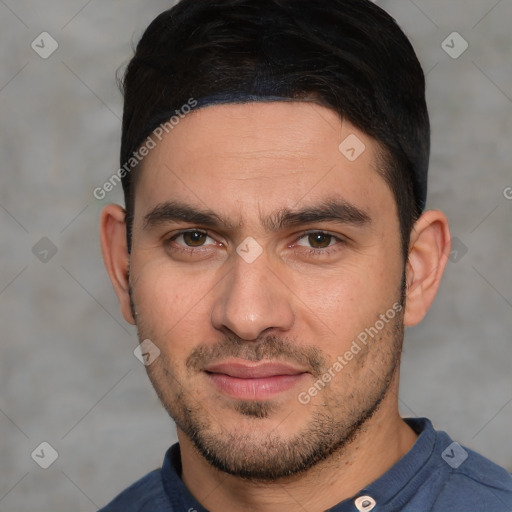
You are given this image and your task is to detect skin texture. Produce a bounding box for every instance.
[100,102,451,512]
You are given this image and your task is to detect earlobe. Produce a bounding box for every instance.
[99,204,136,325]
[404,210,451,327]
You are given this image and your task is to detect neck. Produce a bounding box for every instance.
[178,384,417,512]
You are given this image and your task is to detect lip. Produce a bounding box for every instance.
[204,360,308,400]
[205,361,306,378]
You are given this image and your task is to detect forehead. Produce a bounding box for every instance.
[134,101,395,225]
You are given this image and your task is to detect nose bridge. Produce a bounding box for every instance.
[211,248,295,340]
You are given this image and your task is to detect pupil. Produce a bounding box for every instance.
[185,231,205,246]
[309,233,331,248]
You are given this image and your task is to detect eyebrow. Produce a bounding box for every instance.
[143,198,371,232]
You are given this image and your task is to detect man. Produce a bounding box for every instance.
[98,0,512,510]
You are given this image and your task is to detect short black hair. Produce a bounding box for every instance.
[120,0,430,259]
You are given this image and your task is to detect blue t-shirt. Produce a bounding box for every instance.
[99,418,512,511]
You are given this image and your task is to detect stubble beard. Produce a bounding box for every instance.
[132,297,405,481]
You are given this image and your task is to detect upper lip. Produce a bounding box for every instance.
[204,361,307,379]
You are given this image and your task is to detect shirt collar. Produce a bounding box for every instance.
[161,417,437,512]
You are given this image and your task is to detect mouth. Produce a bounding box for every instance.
[204,360,309,400]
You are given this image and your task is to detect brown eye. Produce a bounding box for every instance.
[166,229,222,258]
[181,230,209,247]
[307,232,333,249]
[294,231,345,256]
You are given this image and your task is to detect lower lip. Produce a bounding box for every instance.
[206,373,306,400]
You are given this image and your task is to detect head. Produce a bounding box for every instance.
[101,0,450,480]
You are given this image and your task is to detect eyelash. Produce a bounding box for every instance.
[166,229,346,257]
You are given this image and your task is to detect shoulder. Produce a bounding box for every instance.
[98,468,172,512]
[433,446,512,511]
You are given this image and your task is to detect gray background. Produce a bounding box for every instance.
[0,0,511,510]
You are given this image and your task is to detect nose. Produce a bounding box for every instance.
[210,251,295,341]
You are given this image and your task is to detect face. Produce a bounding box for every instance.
[128,102,406,480]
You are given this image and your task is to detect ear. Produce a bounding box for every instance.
[99,204,135,325]
[404,209,451,327]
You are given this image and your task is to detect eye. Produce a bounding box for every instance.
[168,230,217,248]
[296,231,340,250]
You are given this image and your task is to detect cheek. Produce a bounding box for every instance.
[293,257,402,349]
[131,259,216,346]
[297,267,361,313]
[289,267,363,353]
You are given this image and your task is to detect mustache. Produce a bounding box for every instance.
[186,334,327,378]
